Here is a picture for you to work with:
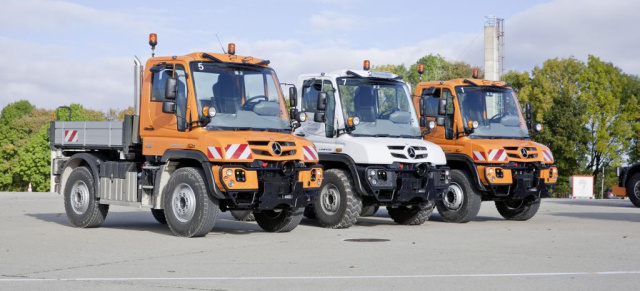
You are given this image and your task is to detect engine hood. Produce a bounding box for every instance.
[194,130,318,163]
[337,135,446,165]
[467,138,554,164]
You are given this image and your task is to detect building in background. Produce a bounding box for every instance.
[484,16,504,81]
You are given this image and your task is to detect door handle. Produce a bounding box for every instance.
[144,126,154,131]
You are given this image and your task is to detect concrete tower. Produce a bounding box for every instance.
[484,16,504,81]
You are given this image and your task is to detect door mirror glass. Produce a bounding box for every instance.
[436,116,445,126]
[165,77,177,100]
[289,86,297,107]
[314,112,326,122]
[162,101,176,113]
[317,92,327,111]
[438,99,448,116]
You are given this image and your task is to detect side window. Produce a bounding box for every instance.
[422,87,441,117]
[151,65,187,103]
[302,81,320,112]
[442,88,454,139]
[174,66,188,131]
[322,81,336,136]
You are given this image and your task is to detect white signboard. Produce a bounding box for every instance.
[571,175,594,199]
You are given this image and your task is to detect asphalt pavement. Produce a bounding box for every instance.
[0,192,638,290]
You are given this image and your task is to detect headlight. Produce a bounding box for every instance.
[208,106,217,118]
[472,121,479,129]
[226,169,233,176]
[352,116,360,126]
[297,112,307,122]
[427,120,436,129]
[369,169,376,176]
[535,123,543,132]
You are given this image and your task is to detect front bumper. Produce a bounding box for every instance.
[216,164,323,210]
[359,164,450,205]
[480,163,558,199]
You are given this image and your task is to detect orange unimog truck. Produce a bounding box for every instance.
[412,69,558,223]
[49,35,323,237]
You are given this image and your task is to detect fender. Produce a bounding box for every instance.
[318,153,368,196]
[445,153,488,191]
[620,163,640,187]
[61,153,106,198]
[158,149,226,200]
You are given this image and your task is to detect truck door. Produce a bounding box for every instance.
[423,86,459,154]
[142,62,191,156]
[295,78,337,153]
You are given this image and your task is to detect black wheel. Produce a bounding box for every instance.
[360,205,379,217]
[387,201,434,225]
[254,207,304,232]
[163,167,219,237]
[627,173,640,207]
[314,169,362,228]
[64,167,109,228]
[151,209,167,224]
[230,210,255,221]
[495,198,541,221]
[436,169,481,223]
[303,206,316,219]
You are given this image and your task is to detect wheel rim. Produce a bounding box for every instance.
[70,180,90,215]
[443,183,464,210]
[634,181,640,199]
[171,183,196,223]
[320,183,341,214]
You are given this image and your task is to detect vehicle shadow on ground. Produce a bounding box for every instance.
[550,211,640,223]
[550,199,636,209]
[26,211,265,236]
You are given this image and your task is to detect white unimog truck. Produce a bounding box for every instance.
[290,61,450,228]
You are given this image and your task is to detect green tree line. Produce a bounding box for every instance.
[374,54,640,195]
[0,102,133,192]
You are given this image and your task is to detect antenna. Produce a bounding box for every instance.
[216,34,227,54]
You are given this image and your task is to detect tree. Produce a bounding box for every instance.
[16,126,51,192]
[0,100,36,190]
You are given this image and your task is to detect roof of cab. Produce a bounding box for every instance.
[417,78,510,88]
[149,52,271,67]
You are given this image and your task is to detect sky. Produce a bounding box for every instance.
[1,0,638,111]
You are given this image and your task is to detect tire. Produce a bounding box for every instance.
[151,209,167,224]
[254,207,304,232]
[436,169,481,223]
[627,173,640,207]
[230,210,255,221]
[64,167,109,228]
[314,169,362,229]
[495,198,541,221]
[360,205,379,217]
[387,201,434,225]
[163,167,219,237]
[303,206,316,219]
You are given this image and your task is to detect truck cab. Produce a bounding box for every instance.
[614,163,640,206]
[292,62,449,228]
[413,74,558,223]
[50,38,323,237]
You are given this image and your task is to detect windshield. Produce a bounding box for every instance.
[455,86,529,138]
[190,62,289,131]
[337,77,421,137]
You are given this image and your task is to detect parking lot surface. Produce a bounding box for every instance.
[0,192,638,290]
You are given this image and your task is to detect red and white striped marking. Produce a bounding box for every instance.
[302,145,318,161]
[207,147,223,159]
[487,149,507,161]
[225,144,252,160]
[472,151,486,161]
[64,130,78,142]
[543,150,554,162]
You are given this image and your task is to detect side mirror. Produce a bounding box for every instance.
[436,116,445,126]
[419,98,426,116]
[525,102,532,120]
[314,112,326,122]
[162,101,176,113]
[438,99,447,116]
[290,108,298,120]
[289,87,297,107]
[317,92,327,111]
[165,77,177,100]
[420,117,426,127]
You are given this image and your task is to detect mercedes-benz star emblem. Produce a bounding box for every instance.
[271,142,283,156]
[520,148,528,158]
[407,147,416,159]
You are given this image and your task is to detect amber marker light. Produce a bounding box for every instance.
[149,33,157,47]
[418,64,425,75]
[228,43,236,55]
[363,60,370,71]
[472,69,479,79]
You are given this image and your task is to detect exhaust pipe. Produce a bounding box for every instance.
[131,57,143,144]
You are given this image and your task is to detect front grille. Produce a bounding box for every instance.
[248,140,297,157]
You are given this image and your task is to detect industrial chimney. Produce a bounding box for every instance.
[484,16,504,81]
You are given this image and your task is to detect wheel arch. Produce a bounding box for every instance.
[153,150,225,209]
[445,154,487,191]
[318,153,367,197]
[60,153,106,198]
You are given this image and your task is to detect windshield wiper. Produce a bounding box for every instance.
[202,53,222,63]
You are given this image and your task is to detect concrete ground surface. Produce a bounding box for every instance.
[0,192,638,291]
